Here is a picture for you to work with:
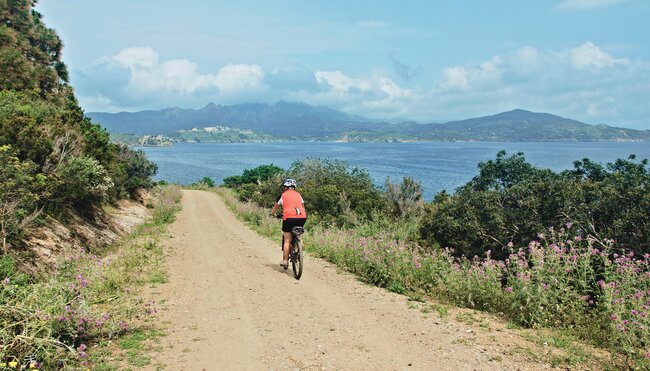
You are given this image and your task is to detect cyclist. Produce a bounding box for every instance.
[270,178,307,269]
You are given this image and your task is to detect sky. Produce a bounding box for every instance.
[37,0,650,129]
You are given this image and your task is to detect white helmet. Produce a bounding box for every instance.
[283,178,297,188]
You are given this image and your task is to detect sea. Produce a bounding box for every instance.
[140,142,650,200]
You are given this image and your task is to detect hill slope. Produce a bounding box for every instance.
[396,109,650,141]
[89,102,387,137]
[89,104,650,142]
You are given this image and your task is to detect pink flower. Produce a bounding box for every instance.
[505,287,513,292]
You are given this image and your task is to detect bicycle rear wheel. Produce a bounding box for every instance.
[291,239,303,279]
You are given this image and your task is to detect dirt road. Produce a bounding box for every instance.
[151,190,549,370]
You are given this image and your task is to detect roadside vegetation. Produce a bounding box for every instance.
[215,154,649,368]
[0,185,181,369]
[1,0,158,253]
[0,4,172,368]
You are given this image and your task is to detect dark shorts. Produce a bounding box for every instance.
[282,218,306,232]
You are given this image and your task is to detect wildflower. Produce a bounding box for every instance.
[505,287,513,292]
[610,314,618,321]
[78,344,87,352]
[566,222,573,229]
[8,361,18,368]
[414,261,422,269]
[574,236,582,242]
[597,280,606,288]
[2,277,9,284]
[631,310,639,316]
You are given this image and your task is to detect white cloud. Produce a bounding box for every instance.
[113,47,158,68]
[215,64,265,93]
[441,66,469,90]
[438,57,503,92]
[510,46,544,75]
[569,42,628,69]
[310,70,414,118]
[107,47,266,97]
[81,43,650,129]
[556,0,627,10]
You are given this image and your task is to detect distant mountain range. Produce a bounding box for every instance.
[88,102,650,142]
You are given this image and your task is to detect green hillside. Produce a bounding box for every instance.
[0,0,157,251]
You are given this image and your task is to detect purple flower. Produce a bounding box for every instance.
[505,287,513,292]
[610,314,618,321]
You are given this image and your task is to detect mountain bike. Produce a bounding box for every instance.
[288,226,305,279]
[274,214,305,279]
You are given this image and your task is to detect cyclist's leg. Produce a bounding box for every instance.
[282,231,292,264]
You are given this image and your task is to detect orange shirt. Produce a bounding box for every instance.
[277,189,306,220]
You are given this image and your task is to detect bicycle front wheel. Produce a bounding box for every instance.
[291,240,303,279]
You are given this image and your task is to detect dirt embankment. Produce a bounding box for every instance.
[150,190,561,370]
[23,191,150,270]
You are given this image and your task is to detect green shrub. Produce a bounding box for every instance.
[55,156,113,206]
[287,158,388,226]
[223,164,283,188]
[419,151,650,258]
[0,145,44,252]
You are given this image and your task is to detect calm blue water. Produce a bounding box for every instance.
[140,142,650,200]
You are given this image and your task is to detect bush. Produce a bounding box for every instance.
[384,176,425,218]
[0,145,44,252]
[419,151,650,259]
[222,164,283,188]
[55,156,113,206]
[287,158,388,226]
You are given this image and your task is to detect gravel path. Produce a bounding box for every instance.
[151,190,551,370]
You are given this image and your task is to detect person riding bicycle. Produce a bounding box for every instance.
[270,178,307,269]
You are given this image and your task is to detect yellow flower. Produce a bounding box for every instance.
[0,362,6,367]
[8,360,18,368]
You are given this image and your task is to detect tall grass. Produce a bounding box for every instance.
[0,185,182,369]
[215,187,649,367]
